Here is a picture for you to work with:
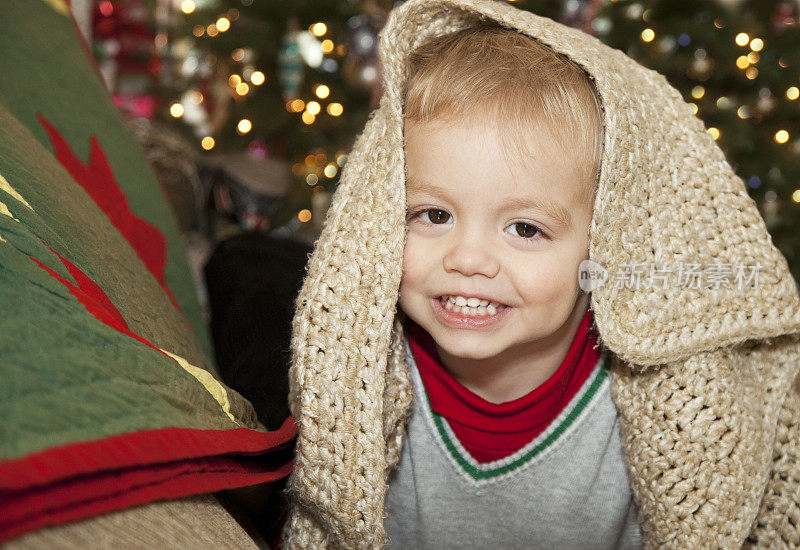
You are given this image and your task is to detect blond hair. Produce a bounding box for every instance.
[403,23,603,201]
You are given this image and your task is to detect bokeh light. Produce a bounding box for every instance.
[315,85,330,99]
[306,101,321,115]
[311,23,327,37]
[735,32,749,46]
[251,71,265,85]
[237,119,252,134]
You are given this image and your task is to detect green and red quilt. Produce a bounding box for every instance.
[0,1,296,543]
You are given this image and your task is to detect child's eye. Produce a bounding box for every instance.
[505,222,546,239]
[414,208,452,224]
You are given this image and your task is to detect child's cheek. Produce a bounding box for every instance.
[514,258,573,304]
[401,234,429,276]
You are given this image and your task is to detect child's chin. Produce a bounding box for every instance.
[437,339,503,362]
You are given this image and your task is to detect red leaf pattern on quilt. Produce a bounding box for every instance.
[37,114,182,314]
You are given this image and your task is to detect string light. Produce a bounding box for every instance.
[746,67,758,79]
[229,74,241,86]
[691,86,705,99]
[188,91,203,104]
[237,119,252,134]
[708,127,720,140]
[750,38,764,51]
[793,189,800,203]
[735,32,749,46]
[787,87,799,101]
[322,39,334,53]
[236,82,250,95]
[217,17,231,32]
[192,25,204,37]
[305,174,318,185]
[311,23,327,37]
[747,52,759,64]
[288,99,305,112]
[251,71,265,85]
[736,55,750,69]
[232,48,245,62]
[327,103,343,116]
[324,164,338,178]
[170,103,184,118]
[201,137,215,150]
[207,24,219,37]
[737,106,751,119]
[180,0,195,14]
[687,102,698,115]
[302,111,315,124]
[298,209,312,222]
[306,101,321,115]
[641,28,655,42]
[315,85,330,99]
[775,130,789,144]
[716,96,732,109]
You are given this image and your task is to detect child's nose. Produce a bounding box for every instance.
[442,233,500,279]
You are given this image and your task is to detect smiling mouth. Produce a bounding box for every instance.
[438,295,508,317]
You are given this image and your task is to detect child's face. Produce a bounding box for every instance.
[399,116,593,364]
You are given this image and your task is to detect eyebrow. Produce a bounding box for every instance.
[406,174,573,230]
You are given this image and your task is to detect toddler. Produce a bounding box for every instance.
[281,0,800,548]
[385,23,640,548]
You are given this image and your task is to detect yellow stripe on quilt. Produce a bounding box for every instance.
[160,349,238,424]
[39,0,70,16]
[0,200,20,222]
[0,173,34,211]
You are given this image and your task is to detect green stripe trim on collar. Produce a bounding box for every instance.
[426,354,611,481]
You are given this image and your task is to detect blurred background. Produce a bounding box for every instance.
[66,0,800,428]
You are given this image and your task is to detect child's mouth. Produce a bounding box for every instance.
[438,295,508,317]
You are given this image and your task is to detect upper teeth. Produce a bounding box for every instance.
[444,295,503,308]
[441,295,506,316]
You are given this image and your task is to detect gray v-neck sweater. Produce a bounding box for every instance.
[384,342,643,549]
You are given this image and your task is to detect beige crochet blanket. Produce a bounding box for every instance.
[282,0,800,547]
